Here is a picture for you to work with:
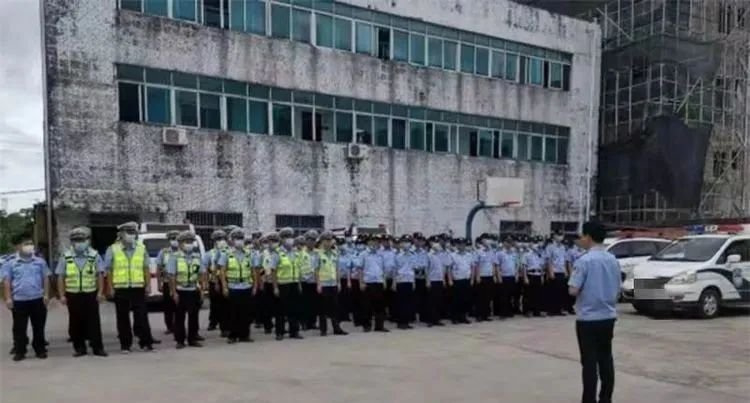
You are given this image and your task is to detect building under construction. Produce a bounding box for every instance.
[520,0,749,224]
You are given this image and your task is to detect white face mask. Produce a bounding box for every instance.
[344,237,353,244]
[73,242,89,254]
[121,233,136,244]
[432,243,442,251]
[270,242,279,249]
[169,240,179,248]
[20,244,35,256]
[284,239,294,248]
[183,243,195,252]
[401,242,411,250]
[216,240,227,249]
[233,239,245,248]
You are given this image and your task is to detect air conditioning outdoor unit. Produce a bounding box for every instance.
[347,143,367,160]
[162,127,188,147]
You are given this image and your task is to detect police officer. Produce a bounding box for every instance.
[378,235,397,321]
[272,227,303,340]
[450,238,474,324]
[167,231,207,349]
[2,233,50,361]
[358,235,389,333]
[104,222,155,353]
[219,228,257,344]
[259,234,277,334]
[204,229,228,335]
[545,231,569,316]
[349,236,365,327]
[336,236,353,322]
[156,230,180,335]
[249,232,265,330]
[496,240,520,318]
[298,230,320,330]
[522,242,545,317]
[315,231,348,336]
[474,235,498,322]
[568,221,621,403]
[425,236,446,327]
[438,234,454,320]
[392,235,416,329]
[411,232,429,324]
[56,227,107,357]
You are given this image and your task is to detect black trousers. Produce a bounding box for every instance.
[523,276,543,316]
[415,278,427,322]
[350,279,363,326]
[208,281,228,331]
[276,283,301,337]
[576,319,616,403]
[301,282,318,328]
[513,279,523,314]
[318,285,343,334]
[228,288,253,340]
[66,292,103,352]
[361,283,386,330]
[114,288,153,349]
[475,277,495,320]
[260,282,276,332]
[426,281,445,324]
[11,298,47,355]
[337,278,351,321]
[395,282,415,325]
[545,273,567,314]
[385,278,395,320]
[174,289,200,344]
[497,277,517,317]
[451,279,471,321]
[162,282,175,331]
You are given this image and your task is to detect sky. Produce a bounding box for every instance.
[0,0,45,212]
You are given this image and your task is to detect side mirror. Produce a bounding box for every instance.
[727,254,741,264]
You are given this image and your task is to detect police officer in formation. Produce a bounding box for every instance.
[5,223,595,361]
[156,230,180,335]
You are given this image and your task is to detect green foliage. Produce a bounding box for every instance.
[0,209,34,254]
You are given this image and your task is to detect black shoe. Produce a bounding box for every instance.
[432,322,445,327]
[275,335,284,341]
[164,330,173,335]
[238,337,254,343]
[36,352,47,359]
[73,350,87,358]
[374,328,390,333]
[207,324,218,331]
[289,334,304,340]
[524,313,532,318]
[533,313,542,317]
[188,341,203,348]
[320,331,328,337]
[227,338,237,344]
[363,327,372,333]
[220,331,230,338]
[9,346,15,355]
[333,329,348,336]
[13,353,25,362]
[93,350,108,357]
[451,320,459,324]
[140,345,154,352]
[264,329,273,335]
[460,319,471,324]
[66,337,73,343]
[176,343,186,349]
[254,323,263,329]
[195,335,205,342]
[485,317,494,321]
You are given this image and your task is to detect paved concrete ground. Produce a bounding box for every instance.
[1,302,749,403]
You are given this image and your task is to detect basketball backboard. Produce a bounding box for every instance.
[477,177,524,207]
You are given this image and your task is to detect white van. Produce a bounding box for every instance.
[604,237,672,283]
[139,223,206,304]
[622,234,750,318]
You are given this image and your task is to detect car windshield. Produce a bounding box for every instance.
[143,238,169,258]
[651,238,727,262]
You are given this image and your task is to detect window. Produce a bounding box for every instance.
[393,30,409,61]
[374,117,389,146]
[376,27,390,60]
[335,112,352,142]
[144,0,168,16]
[391,119,406,149]
[227,96,247,132]
[410,34,426,65]
[528,58,543,85]
[292,8,311,43]
[272,104,292,136]
[200,93,221,129]
[505,53,518,81]
[271,4,291,39]
[145,87,170,124]
[557,137,568,164]
[246,0,265,34]
[229,0,244,29]
[204,0,221,27]
[425,123,433,152]
[500,131,514,158]
[491,51,504,78]
[478,130,493,157]
[475,47,489,76]
[500,221,532,236]
[630,241,658,257]
[356,114,372,144]
[517,134,528,160]
[174,0,197,21]
[121,0,141,12]
[719,240,750,263]
[428,37,443,68]
[176,90,197,126]
[530,136,543,161]
[461,44,475,73]
[118,83,140,122]
[295,106,314,140]
[608,243,630,259]
[409,121,425,151]
[334,17,351,51]
[316,14,333,47]
[249,100,268,134]
[544,137,556,162]
[458,127,473,156]
[355,22,373,54]
[434,124,449,152]
[443,41,457,70]
[186,211,243,249]
[275,215,324,235]
[550,62,563,89]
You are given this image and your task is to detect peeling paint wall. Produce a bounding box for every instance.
[44,0,601,251]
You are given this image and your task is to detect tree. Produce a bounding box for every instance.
[0,209,34,254]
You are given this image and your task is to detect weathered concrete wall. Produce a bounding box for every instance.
[44,0,600,251]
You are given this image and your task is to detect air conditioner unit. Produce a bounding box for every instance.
[347,143,367,160]
[162,127,188,146]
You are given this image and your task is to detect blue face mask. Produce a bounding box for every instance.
[73,242,89,254]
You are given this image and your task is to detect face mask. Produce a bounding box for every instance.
[401,242,411,250]
[183,243,195,252]
[121,233,136,244]
[73,242,89,254]
[216,240,227,249]
[345,237,353,244]
[270,242,279,249]
[234,239,245,248]
[282,239,294,248]
[20,244,35,256]
[169,240,179,248]
[432,243,442,251]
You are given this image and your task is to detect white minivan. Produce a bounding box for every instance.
[622,234,750,318]
[604,237,672,283]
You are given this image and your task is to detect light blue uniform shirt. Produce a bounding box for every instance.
[426,251,446,282]
[379,248,397,279]
[395,250,415,283]
[200,248,223,272]
[545,243,568,273]
[567,247,583,264]
[498,251,519,277]
[166,251,206,291]
[360,248,385,284]
[411,248,429,279]
[438,250,453,270]
[476,248,497,277]
[337,249,351,280]
[1,254,50,301]
[523,251,545,276]
[54,248,105,278]
[450,251,474,280]
[350,249,363,280]
[218,248,252,290]
[568,246,621,321]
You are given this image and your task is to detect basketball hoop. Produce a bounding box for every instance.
[497,201,521,208]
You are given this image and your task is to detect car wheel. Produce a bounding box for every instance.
[697,289,720,319]
[631,302,650,315]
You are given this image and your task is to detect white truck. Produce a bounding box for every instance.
[622,234,750,318]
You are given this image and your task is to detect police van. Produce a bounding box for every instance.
[622,234,750,318]
[139,223,206,304]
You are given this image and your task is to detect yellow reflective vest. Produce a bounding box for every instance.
[64,249,99,293]
[111,242,146,289]
[226,248,253,285]
[317,250,338,283]
[276,248,297,284]
[175,251,202,288]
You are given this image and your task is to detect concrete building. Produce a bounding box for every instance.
[43,0,600,251]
